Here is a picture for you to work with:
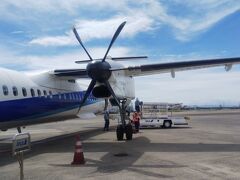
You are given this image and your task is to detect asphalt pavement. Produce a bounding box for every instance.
[1,111,240,180]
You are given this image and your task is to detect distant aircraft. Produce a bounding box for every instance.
[1,21,240,141]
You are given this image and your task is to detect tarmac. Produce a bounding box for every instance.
[1,111,240,180]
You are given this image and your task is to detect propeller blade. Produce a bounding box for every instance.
[111,56,148,61]
[72,26,93,61]
[103,80,121,108]
[75,58,102,64]
[75,60,93,64]
[75,56,148,64]
[79,80,96,108]
[102,21,126,62]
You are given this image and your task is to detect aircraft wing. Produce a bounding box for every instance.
[115,57,240,77]
[52,57,240,78]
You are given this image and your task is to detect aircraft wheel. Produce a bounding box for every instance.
[116,125,124,141]
[163,120,172,128]
[125,124,133,140]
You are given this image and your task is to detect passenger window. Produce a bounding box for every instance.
[58,92,61,99]
[30,88,35,97]
[69,93,72,100]
[49,91,52,98]
[22,87,27,97]
[2,85,8,96]
[37,89,41,97]
[43,90,47,98]
[12,86,18,96]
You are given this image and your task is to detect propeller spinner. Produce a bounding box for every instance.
[73,21,127,109]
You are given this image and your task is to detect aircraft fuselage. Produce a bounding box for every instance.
[0,68,103,130]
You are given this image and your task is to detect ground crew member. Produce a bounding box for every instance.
[135,98,140,112]
[103,110,110,131]
[133,112,140,133]
[126,105,131,117]
[139,101,143,113]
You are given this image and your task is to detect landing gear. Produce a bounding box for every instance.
[114,99,133,141]
[125,123,133,140]
[116,123,133,141]
[116,125,124,141]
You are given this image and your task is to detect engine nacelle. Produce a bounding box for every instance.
[92,71,135,100]
[92,85,111,98]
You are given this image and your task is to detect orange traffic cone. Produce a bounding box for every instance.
[71,135,85,165]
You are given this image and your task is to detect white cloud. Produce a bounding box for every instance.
[26,0,240,46]
[0,0,127,14]
[135,68,240,105]
[29,14,154,46]
[29,33,76,46]
[138,0,240,41]
[10,31,24,34]
[170,6,240,41]
[174,0,235,10]
[1,0,238,44]
[0,46,131,70]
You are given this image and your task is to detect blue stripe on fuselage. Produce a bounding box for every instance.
[0,91,98,123]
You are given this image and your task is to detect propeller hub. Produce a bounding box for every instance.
[87,61,111,82]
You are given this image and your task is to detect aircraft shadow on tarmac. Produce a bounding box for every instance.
[2,129,240,178]
[51,136,184,178]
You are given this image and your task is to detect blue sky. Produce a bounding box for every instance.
[0,0,240,105]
